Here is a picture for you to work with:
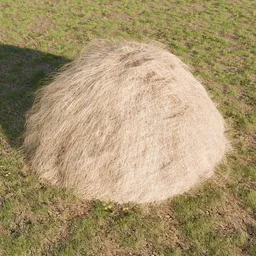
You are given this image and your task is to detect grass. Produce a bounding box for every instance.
[0,0,255,255]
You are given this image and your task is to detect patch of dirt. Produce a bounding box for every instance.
[31,16,56,35]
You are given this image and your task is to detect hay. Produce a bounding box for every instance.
[23,39,229,203]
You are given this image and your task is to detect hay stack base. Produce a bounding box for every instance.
[24,39,229,204]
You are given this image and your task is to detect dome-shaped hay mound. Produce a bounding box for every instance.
[24,39,229,203]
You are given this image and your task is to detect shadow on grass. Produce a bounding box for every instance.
[0,44,69,147]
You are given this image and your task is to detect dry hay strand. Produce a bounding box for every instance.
[23,39,230,204]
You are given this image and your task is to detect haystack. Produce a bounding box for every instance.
[24,39,229,203]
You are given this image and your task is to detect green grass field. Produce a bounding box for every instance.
[0,0,255,255]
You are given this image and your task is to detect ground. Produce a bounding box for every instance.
[0,0,255,255]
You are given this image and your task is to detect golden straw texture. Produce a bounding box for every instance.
[24,39,229,203]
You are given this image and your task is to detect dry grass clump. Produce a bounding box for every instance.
[23,39,229,203]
